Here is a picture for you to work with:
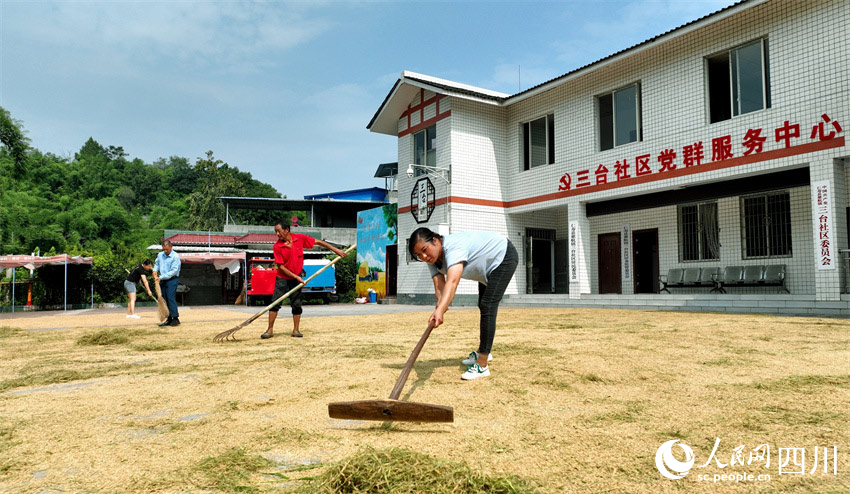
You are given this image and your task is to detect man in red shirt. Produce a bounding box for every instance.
[262,219,347,339]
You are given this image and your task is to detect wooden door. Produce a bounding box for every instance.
[598,232,622,294]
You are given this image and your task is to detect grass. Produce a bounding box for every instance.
[0,326,23,339]
[0,307,848,493]
[751,374,850,392]
[0,422,21,474]
[296,447,537,494]
[190,447,273,493]
[76,328,131,346]
[341,343,403,359]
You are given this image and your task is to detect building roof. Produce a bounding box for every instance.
[218,196,386,211]
[374,162,398,178]
[368,0,765,135]
[166,234,240,245]
[304,187,387,202]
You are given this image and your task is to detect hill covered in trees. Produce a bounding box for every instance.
[0,106,292,305]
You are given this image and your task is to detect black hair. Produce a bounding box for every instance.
[407,227,442,257]
[142,259,153,267]
[274,219,291,230]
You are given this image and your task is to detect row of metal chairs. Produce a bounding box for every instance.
[659,265,788,293]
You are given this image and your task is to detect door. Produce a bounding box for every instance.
[525,228,556,294]
[632,229,659,293]
[554,239,569,294]
[386,244,398,297]
[598,232,622,294]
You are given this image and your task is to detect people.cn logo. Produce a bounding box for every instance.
[655,440,695,479]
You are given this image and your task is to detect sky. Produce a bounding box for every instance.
[0,0,737,199]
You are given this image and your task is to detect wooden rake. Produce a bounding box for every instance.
[213,244,355,342]
[327,321,454,423]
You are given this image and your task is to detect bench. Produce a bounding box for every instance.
[710,264,789,293]
[659,267,719,293]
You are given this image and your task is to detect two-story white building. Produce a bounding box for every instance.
[368,0,849,316]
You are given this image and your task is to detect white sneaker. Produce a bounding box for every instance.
[461,363,490,380]
[129,314,141,319]
[461,351,493,366]
[126,315,132,319]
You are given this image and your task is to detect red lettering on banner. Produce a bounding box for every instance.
[683,142,704,167]
[658,149,677,172]
[742,128,766,156]
[712,135,733,161]
[775,120,801,148]
[595,164,609,185]
[553,112,845,195]
[811,114,843,141]
[636,154,652,176]
[614,159,631,180]
[576,170,590,188]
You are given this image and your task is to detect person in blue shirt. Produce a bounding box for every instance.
[408,227,518,381]
[153,239,182,327]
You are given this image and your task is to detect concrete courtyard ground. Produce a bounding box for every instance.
[0,304,848,493]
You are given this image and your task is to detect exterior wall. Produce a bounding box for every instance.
[588,184,814,295]
[392,0,850,303]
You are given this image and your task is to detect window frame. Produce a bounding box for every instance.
[740,190,792,259]
[597,82,642,151]
[706,38,771,124]
[521,113,555,171]
[677,201,720,262]
[412,124,437,177]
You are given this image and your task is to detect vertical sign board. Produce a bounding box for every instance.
[410,177,436,224]
[621,224,632,281]
[811,180,835,270]
[569,221,579,282]
[417,179,428,222]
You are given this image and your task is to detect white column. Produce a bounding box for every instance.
[809,158,847,301]
[568,201,591,298]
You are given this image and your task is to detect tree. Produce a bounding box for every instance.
[0,106,30,178]
[186,151,245,230]
[382,204,398,243]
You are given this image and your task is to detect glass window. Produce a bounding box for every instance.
[741,192,791,258]
[413,125,436,176]
[522,114,555,170]
[679,202,719,261]
[598,83,641,151]
[708,39,771,124]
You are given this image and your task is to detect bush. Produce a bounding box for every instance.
[329,248,356,303]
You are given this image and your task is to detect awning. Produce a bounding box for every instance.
[0,254,94,312]
[0,254,93,269]
[178,252,246,274]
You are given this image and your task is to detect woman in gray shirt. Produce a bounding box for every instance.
[408,228,518,380]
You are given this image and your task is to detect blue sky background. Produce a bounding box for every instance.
[1,0,735,198]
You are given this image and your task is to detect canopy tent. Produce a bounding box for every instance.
[0,254,94,312]
[170,252,247,306]
[177,252,245,274]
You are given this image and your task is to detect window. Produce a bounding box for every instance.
[522,114,555,170]
[707,39,771,123]
[413,125,437,176]
[741,192,791,258]
[678,202,720,261]
[598,83,641,151]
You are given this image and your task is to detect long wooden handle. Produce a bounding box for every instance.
[213,244,355,341]
[389,321,436,400]
[243,244,353,321]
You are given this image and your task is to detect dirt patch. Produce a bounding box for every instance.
[0,307,848,492]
